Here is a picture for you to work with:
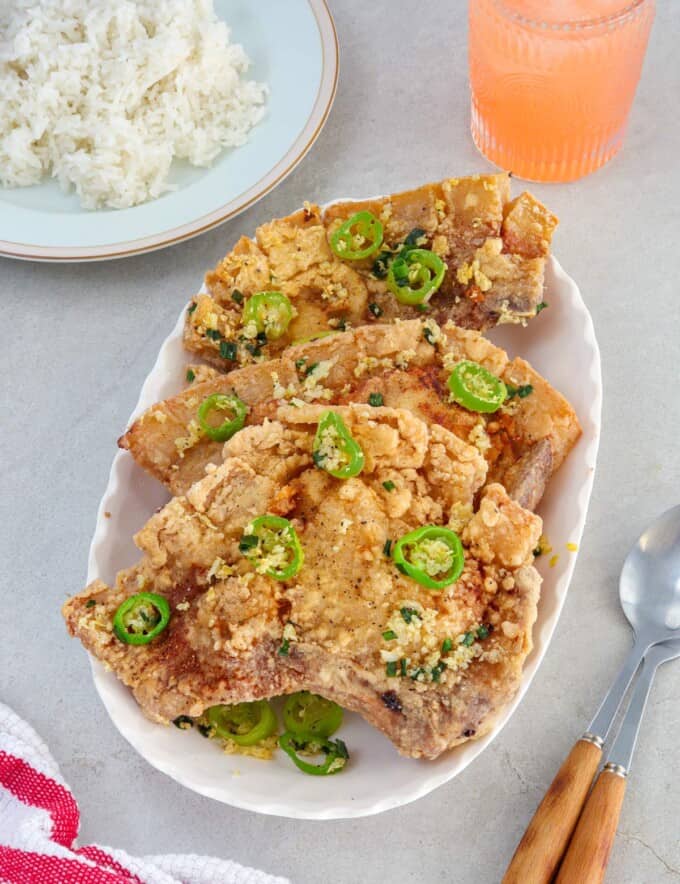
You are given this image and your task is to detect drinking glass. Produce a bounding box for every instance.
[469,0,655,182]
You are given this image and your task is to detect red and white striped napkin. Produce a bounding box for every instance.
[0,702,289,884]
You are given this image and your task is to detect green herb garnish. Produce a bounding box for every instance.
[431,661,447,682]
[400,607,420,624]
[220,341,237,361]
[368,392,384,407]
[506,383,534,400]
[382,480,395,492]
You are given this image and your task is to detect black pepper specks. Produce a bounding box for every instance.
[381,690,403,713]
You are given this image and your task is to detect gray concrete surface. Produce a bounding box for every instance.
[1,2,679,881]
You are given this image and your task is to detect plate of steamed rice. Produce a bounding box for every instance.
[0,0,338,261]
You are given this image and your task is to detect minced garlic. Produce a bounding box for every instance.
[174,419,204,457]
[315,424,347,473]
[207,556,233,582]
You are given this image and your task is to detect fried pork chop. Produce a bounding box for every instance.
[64,406,542,759]
[184,174,558,372]
[120,319,580,508]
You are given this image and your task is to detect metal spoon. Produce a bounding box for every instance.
[503,504,680,884]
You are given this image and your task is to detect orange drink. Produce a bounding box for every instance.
[469,0,655,181]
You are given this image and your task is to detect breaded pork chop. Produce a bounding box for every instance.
[120,319,580,508]
[65,406,542,759]
[184,174,558,372]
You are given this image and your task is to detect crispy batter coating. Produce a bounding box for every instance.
[120,319,580,504]
[184,174,558,371]
[65,407,542,759]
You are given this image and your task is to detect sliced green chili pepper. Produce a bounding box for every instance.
[283,692,343,738]
[330,211,383,260]
[279,731,349,776]
[386,248,446,305]
[392,525,465,591]
[113,592,170,645]
[312,411,365,479]
[205,701,277,746]
[197,393,248,442]
[447,360,507,414]
[242,291,293,340]
[240,514,303,580]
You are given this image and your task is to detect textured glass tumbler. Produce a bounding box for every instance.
[469,1,655,182]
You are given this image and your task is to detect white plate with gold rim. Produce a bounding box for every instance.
[0,0,337,262]
[84,251,601,819]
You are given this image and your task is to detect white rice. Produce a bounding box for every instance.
[0,0,267,209]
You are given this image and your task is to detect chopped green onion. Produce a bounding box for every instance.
[279,638,290,656]
[461,631,475,647]
[220,340,237,361]
[383,539,392,557]
[239,534,259,552]
[385,661,398,677]
[431,661,447,682]
[187,302,197,315]
[206,328,222,341]
[85,599,96,608]
[304,362,319,376]
[368,302,383,317]
[400,658,408,676]
[536,301,548,314]
[173,715,193,729]
[231,289,244,304]
[400,607,420,624]
[186,368,196,382]
[382,629,397,641]
[403,227,426,248]
[477,625,491,640]
[441,637,453,654]
[369,393,384,407]
[382,480,395,492]
[506,383,534,400]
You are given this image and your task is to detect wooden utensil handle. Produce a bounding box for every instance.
[502,737,603,884]
[555,765,627,884]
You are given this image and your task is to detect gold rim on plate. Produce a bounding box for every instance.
[0,0,339,263]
